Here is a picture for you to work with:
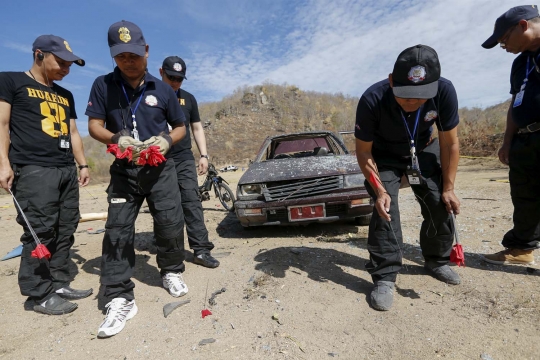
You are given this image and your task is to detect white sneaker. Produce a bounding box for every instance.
[162,272,188,297]
[97,298,138,338]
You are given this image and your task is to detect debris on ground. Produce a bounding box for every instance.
[163,299,191,318]
[198,338,216,346]
[208,287,226,306]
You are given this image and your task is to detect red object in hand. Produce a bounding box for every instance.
[31,244,51,260]
[450,243,465,267]
[201,309,212,318]
[106,144,121,157]
[137,146,166,166]
[117,146,133,162]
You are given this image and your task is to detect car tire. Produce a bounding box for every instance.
[355,214,372,226]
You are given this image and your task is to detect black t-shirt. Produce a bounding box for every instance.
[85,67,185,141]
[355,77,459,158]
[167,88,201,161]
[509,51,540,128]
[0,71,76,166]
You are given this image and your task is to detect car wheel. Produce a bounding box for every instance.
[355,214,372,226]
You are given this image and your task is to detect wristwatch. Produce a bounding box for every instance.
[78,165,89,170]
[200,155,209,159]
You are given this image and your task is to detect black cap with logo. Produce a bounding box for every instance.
[32,35,85,66]
[391,44,440,99]
[108,20,146,57]
[162,56,187,80]
[482,5,539,49]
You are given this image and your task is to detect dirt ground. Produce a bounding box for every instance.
[0,159,539,360]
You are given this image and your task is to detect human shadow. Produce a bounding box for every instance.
[253,246,424,304]
[81,251,163,312]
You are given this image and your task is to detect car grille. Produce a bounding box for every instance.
[263,176,342,202]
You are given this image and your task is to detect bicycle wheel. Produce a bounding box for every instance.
[214,183,235,211]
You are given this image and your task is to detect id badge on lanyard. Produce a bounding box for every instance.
[121,83,146,140]
[514,56,534,108]
[401,107,422,173]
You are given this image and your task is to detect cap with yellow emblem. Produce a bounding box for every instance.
[32,35,85,66]
[108,20,146,58]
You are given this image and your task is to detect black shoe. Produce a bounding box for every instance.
[55,286,93,300]
[424,264,461,285]
[33,293,78,315]
[193,253,220,268]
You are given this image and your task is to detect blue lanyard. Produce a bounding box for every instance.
[523,56,535,86]
[400,105,423,144]
[120,82,146,124]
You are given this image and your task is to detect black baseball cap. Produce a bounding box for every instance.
[162,56,187,80]
[391,44,440,99]
[108,20,146,57]
[32,35,85,66]
[482,5,539,49]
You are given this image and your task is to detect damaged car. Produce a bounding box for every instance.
[235,131,373,228]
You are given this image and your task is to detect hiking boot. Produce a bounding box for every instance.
[98,298,138,338]
[425,264,461,285]
[162,272,189,297]
[483,248,535,265]
[55,286,93,300]
[370,281,394,311]
[193,253,220,268]
[33,293,78,315]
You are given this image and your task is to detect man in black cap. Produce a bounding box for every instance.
[482,5,540,266]
[355,44,461,311]
[159,56,219,269]
[87,20,188,338]
[0,35,92,315]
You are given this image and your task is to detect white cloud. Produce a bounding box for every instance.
[3,41,30,53]
[186,0,523,108]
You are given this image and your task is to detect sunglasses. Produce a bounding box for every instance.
[165,73,184,83]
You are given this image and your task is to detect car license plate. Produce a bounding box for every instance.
[288,203,325,222]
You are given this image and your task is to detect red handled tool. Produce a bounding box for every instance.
[449,213,465,267]
[9,189,51,260]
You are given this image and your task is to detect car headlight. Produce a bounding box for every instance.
[344,173,365,188]
[241,184,263,195]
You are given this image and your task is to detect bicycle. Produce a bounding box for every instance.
[199,163,235,212]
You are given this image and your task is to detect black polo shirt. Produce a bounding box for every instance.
[355,77,459,158]
[85,67,185,141]
[167,89,201,162]
[0,71,76,167]
[509,51,540,128]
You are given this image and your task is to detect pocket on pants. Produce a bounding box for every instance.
[153,199,178,226]
[60,200,80,225]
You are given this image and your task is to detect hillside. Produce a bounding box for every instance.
[81,83,512,179]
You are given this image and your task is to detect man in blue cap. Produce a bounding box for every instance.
[355,44,461,311]
[87,20,188,338]
[482,5,540,266]
[0,35,92,315]
[159,56,220,269]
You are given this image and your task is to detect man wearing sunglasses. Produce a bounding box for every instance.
[159,56,219,269]
[482,5,540,266]
[355,45,461,311]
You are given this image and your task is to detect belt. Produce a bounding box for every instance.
[518,122,540,134]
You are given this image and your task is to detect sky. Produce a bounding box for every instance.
[0,0,526,135]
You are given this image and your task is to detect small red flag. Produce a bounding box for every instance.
[201,309,212,318]
[450,243,465,267]
[31,244,51,260]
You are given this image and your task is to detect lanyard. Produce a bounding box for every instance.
[401,105,423,170]
[120,82,146,140]
[522,56,535,89]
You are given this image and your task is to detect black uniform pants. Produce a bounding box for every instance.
[366,139,453,283]
[101,159,185,301]
[12,164,80,300]
[175,159,214,254]
[502,132,540,250]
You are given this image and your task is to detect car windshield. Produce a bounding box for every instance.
[274,137,329,156]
